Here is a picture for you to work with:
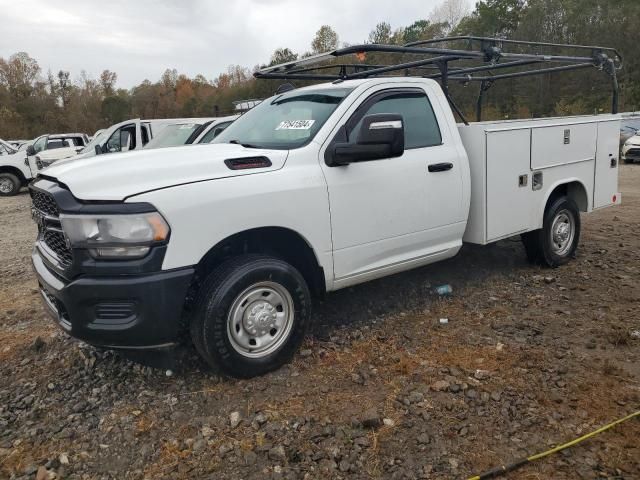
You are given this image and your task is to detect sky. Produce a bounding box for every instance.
[0,0,472,88]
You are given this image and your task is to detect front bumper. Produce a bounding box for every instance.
[622,146,640,160]
[32,249,194,349]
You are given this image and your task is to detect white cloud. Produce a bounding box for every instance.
[0,0,472,87]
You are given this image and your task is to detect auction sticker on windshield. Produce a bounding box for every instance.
[276,120,315,130]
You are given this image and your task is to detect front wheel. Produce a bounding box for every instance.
[0,173,21,196]
[190,255,311,378]
[521,196,581,268]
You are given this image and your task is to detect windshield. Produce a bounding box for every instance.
[80,130,107,154]
[145,123,203,149]
[213,87,354,150]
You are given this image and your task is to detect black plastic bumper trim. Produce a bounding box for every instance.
[33,249,194,349]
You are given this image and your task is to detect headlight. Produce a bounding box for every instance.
[59,212,170,259]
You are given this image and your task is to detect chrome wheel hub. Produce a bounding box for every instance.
[550,210,575,256]
[0,178,13,194]
[228,282,294,358]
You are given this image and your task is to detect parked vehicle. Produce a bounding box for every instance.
[143,116,238,150]
[0,142,28,196]
[69,118,204,162]
[619,115,640,149]
[7,140,28,150]
[25,133,89,171]
[29,37,623,378]
[0,139,18,156]
[0,133,87,196]
[622,134,640,163]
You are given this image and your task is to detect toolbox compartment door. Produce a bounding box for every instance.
[486,129,534,241]
[593,120,621,209]
[531,123,597,170]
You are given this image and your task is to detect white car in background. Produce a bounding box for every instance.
[0,133,88,196]
[0,139,18,156]
[144,116,238,149]
[72,118,198,161]
[25,133,89,172]
[622,131,640,163]
[7,140,28,150]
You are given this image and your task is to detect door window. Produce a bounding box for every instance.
[349,90,442,149]
[46,139,70,149]
[199,121,233,143]
[141,125,150,146]
[106,125,136,152]
[32,136,47,154]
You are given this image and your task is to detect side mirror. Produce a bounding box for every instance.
[327,114,405,166]
[95,145,103,155]
[26,145,36,156]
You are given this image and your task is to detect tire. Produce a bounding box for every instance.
[521,196,581,268]
[190,254,311,378]
[0,173,21,196]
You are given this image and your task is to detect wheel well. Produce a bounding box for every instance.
[546,181,588,212]
[0,166,27,186]
[185,227,326,309]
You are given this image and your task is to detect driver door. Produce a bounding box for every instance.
[320,85,464,285]
[26,135,48,176]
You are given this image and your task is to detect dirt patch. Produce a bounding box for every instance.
[1,167,639,479]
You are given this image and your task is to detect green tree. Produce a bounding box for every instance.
[270,48,298,66]
[311,25,339,54]
[456,0,525,36]
[368,22,392,44]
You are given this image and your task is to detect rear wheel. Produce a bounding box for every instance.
[521,196,580,267]
[0,173,21,196]
[190,254,311,378]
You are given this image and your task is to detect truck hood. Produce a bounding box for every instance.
[625,135,640,146]
[41,143,289,201]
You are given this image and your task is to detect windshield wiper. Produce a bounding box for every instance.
[229,139,260,149]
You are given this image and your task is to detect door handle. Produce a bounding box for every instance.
[428,162,453,172]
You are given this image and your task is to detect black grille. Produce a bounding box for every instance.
[30,190,59,217]
[30,188,72,268]
[95,302,136,323]
[626,148,640,157]
[43,230,73,265]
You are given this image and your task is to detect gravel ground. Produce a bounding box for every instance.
[1,166,639,480]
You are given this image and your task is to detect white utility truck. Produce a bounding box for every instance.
[0,133,88,196]
[30,37,623,377]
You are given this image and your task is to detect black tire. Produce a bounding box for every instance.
[190,254,311,378]
[623,157,634,164]
[0,173,21,197]
[521,196,581,268]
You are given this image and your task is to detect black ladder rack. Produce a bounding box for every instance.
[254,36,622,124]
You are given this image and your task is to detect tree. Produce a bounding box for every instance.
[101,95,129,124]
[0,52,40,99]
[368,22,392,44]
[270,48,298,66]
[456,0,525,36]
[57,70,72,109]
[403,19,449,43]
[430,0,471,32]
[99,70,117,97]
[311,25,339,54]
